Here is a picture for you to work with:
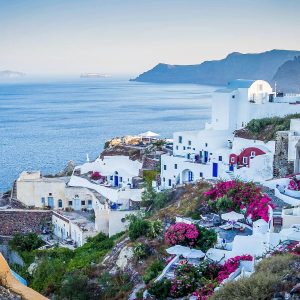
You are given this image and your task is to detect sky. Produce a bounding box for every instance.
[0,0,300,76]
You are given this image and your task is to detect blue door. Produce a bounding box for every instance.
[48,197,54,208]
[114,175,119,187]
[188,171,194,182]
[229,165,234,172]
[204,151,209,163]
[74,198,81,210]
[213,163,218,177]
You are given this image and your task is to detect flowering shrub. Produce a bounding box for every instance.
[192,283,216,300]
[216,255,253,284]
[204,180,274,222]
[164,223,199,246]
[170,263,201,298]
[288,177,300,191]
[273,241,300,257]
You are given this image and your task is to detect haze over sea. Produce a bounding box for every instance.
[0,77,213,192]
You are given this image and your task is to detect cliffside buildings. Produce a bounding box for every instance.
[160,79,300,189]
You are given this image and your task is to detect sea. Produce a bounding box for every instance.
[0,77,214,192]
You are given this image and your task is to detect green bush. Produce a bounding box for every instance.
[195,226,217,252]
[143,170,158,182]
[133,243,150,260]
[147,220,162,239]
[60,269,90,300]
[127,215,150,240]
[143,260,164,284]
[9,233,44,253]
[148,278,171,300]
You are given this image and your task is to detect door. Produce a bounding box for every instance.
[188,171,194,182]
[74,198,81,211]
[204,151,209,163]
[47,197,54,208]
[229,165,234,172]
[114,175,119,187]
[213,163,218,177]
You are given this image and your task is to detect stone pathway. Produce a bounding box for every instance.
[128,283,145,300]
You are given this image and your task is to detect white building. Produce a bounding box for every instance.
[52,211,98,247]
[75,155,142,188]
[288,119,300,173]
[16,171,99,210]
[161,80,300,189]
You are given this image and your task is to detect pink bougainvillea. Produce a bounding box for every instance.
[288,177,300,191]
[204,180,274,222]
[164,222,199,246]
[216,254,253,283]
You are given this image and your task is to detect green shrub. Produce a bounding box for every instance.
[195,226,217,252]
[143,170,158,182]
[148,278,171,300]
[143,260,164,284]
[60,269,90,300]
[146,220,162,239]
[127,215,150,240]
[133,243,150,260]
[9,233,44,253]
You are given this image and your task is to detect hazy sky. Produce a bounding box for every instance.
[0,0,300,75]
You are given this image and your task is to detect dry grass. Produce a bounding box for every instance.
[211,254,300,300]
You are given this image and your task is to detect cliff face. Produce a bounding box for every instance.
[132,50,300,86]
[272,56,300,93]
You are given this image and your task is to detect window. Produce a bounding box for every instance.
[231,157,235,163]
[176,146,179,150]
[110,175,113,180]
[68,200,73,206]
[188,140,192,146]
[163,177,165,182]
[205,143,208,147]
[193,148,195,151]
[174,164,177,169]
[41,197,45,204]
[232,95,235,99]
[187,153,191,160]
[218,156,222,161]
[120,177,123,182]
[58,199,63,208]
[243,157,248,164]
[178,136,183,144]
[250,151,256,158]
[168,179,172,186]
[88,200,92,205]
[200,172,203,177]
[49,193,52,196]
[163,165,167,170]
[81,200,85,205]
[183,146,186,150]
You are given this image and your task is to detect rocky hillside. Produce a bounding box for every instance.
[131,49,300,86]
[272,56,300,93]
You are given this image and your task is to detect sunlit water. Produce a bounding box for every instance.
[0,77,214,192]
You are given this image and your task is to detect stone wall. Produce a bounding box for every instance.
[273,131,294,178]
[0,210,52,236]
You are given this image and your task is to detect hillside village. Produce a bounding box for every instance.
[2,79,300,299]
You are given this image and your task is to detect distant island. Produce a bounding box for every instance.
[0,70,25,78]
[272,56,300,93]
[131,49,300,92]
[80,73,111,78]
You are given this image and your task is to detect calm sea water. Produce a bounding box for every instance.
[0,77,214,192]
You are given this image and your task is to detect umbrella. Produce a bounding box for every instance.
[221,211,244,222]
[182,249,205,259]
[166,245,191,256]
[138,131,160,138]
[280,227,300,242]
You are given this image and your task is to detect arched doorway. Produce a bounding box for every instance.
[182,169,194,183]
